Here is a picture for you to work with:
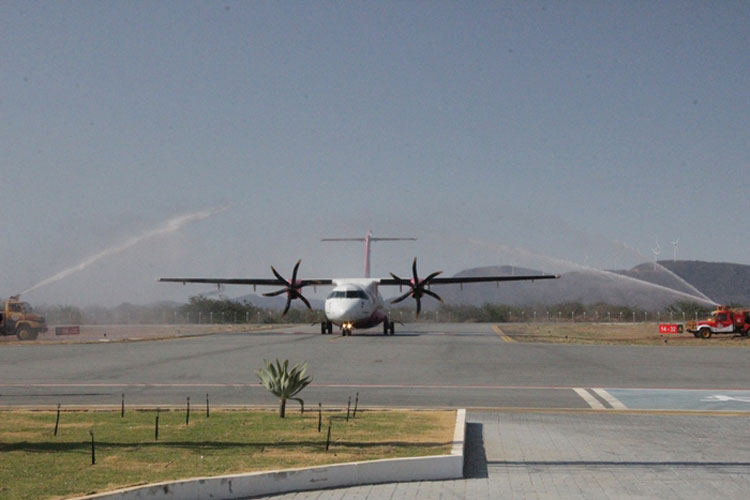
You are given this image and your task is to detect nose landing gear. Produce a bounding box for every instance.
[320,321,333,335]
[383,319,395,335]
[341,323,353,336]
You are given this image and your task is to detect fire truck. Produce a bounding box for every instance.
[686,306,750,339]
[0,296,48,340]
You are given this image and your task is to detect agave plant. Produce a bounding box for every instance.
[256,359,312,418]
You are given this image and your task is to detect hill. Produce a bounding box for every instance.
[621,261,750,306]
[433,261,750,311]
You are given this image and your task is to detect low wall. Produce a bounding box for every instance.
[75,408,466,499]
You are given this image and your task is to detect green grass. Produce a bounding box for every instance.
[0,408,455,500]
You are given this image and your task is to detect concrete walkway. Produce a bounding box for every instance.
[253,410,750,499]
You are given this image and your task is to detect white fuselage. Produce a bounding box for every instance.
[324,279,387,329]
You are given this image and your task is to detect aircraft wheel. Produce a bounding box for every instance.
[389,321,395,335]
[321,322,327,335]
[383,320,389,335]
[327,321,333,334]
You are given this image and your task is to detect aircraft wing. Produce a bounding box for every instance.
[158,277,334,287]
[378,274,559,286]
[159,273,334,315]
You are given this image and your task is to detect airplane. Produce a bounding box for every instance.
[159,232,559,336]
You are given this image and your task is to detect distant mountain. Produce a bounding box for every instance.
[619,261,750,306]
[432,261,750,310]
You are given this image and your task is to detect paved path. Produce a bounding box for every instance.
[253,410,750,499]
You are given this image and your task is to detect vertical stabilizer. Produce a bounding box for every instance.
[321,231,416,277]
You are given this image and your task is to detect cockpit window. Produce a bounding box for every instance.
[328,290,367,299]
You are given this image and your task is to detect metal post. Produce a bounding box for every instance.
[54,404,61,436]
[89,429,95,465]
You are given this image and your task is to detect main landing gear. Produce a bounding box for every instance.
[320,321,333,335]
[383,319,395,336]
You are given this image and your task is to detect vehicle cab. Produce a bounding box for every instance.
[704,307,735,333]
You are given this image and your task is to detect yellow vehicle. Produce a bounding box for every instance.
[0,296,47,340]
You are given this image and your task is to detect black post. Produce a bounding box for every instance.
[346,396,351,422]
[89,429,95,465]
[353,392,359,418]
[206,393,210,418]
[54,404,61,436]
[318,403,322,432]
[325,420,332,451]
[121,393,125,418]
[155,408,160,441]
[186,396,190,426]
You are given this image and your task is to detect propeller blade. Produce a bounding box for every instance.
[389,272,408,284]
[282,296,292,316]
[415,297,422,316]
[298,294,312,310]
[263,289,287,297]
[291,259,301,283]
[412,258,419,283]
[270,266,288,284]
[391,290,413,304]
[423,270,443,283]
[423,288,443,302]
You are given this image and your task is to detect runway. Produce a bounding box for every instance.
[3,323,749,499]
[1,322,749,410]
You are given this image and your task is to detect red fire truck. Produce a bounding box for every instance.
[686,306,750,339]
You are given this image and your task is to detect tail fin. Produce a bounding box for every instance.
[322,231,416,277]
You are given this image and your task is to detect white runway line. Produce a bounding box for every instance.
[573,388,605,409]
[592,388,627,409]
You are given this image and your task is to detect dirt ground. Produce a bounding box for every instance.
[0,323,273,344]
[501,322,750,346]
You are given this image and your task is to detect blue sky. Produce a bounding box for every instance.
[2,1,749,306]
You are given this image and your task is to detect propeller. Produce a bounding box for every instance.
[389,258,443,316]
[262,260,311,315]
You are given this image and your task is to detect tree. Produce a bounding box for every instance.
[256,359,312,418]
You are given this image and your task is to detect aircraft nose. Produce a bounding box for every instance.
[326,300,361,321]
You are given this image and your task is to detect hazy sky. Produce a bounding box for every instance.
[2,1,749,307]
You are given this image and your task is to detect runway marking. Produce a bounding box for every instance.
[492,325,516,342]
[574,388,605,409]
[593,388,627,409]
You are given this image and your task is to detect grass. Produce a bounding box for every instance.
[501,322,750,346]
[0,408,455,500]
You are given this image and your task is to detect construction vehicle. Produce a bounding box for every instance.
[686,305,750,339]
[0,296,47,340]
